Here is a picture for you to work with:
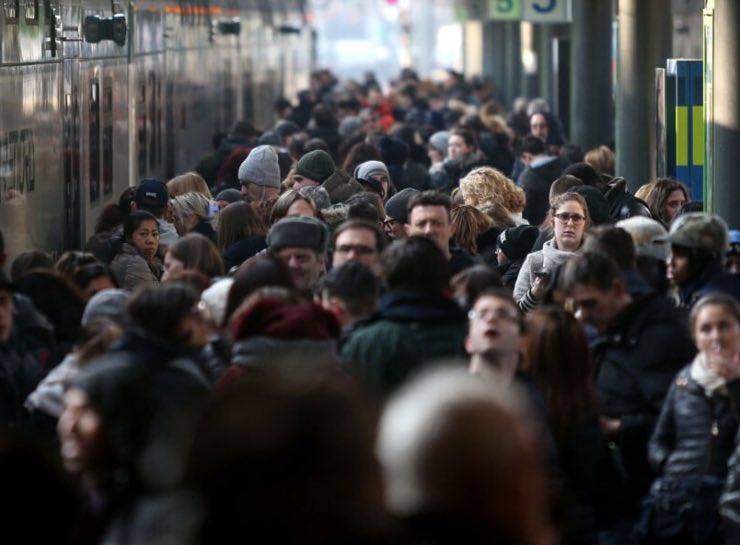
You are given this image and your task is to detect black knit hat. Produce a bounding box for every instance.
[384,188,419,224]
[562,162,602,188]
[573,185,611,225]
[497,225,539,260]
[295,150,335,183]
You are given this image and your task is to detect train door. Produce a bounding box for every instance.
[63,59,82,249]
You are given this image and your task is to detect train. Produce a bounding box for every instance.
[0,0,313,263]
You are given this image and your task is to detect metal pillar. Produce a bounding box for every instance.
[711,0,740,226]
[537,24,554,105]
[615,0,672,191]
[570,0,613,150]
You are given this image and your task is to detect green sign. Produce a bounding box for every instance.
[488,0,522,20]
[455,4,469,23]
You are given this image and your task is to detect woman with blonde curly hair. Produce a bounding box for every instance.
[459,167,527,224]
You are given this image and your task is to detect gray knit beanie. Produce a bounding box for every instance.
[295,150,335,183]
[384,188,420,224]
[238,145,280,188]
[429,131,450,155]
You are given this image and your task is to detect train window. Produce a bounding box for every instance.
[156,77,163,168]
[89,80,101,203]
[19,129,35,193]
[148,71,157,170]
[102,79,113,197]
[5,1,19,23]
[24,0,39,24]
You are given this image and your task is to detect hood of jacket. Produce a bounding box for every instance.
[541,238,577,271]
[321,169,364,204]
[376,291,466,323]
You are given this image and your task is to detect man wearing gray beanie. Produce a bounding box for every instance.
[238,145,281,206]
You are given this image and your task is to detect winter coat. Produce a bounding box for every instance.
[321,169,364,204]
[158,220,179,249]
[649,365,740,480]
[222,235,267,273]
[513,238,577,311]
[341,291,467,397]
[110,243,162,292]
[604,177,652,221]
[639,364,740,545]
[498,259,525,290]
[677,261,740,309]
[590,293,696,521]
[517,156,568,226]
[190,220,216,244]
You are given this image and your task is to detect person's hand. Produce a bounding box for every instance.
[531,274,549,299]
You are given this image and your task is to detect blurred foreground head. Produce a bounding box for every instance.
[377,368,553,545]
[188,368,385,543]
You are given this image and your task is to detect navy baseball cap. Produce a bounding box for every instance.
[134,178,168,211]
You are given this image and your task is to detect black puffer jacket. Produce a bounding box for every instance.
[590,293,696,520]
[649,366,740,480]
[604,177,652,221]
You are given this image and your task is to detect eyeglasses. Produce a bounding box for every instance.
[334,244,376,255]
[383,219,401,227]
[553,212,586,225]
[468,308,520,322]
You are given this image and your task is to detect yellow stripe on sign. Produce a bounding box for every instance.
[692,105,704,166]
[676,106,689,166]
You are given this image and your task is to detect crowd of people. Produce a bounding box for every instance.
[2,67,740,545]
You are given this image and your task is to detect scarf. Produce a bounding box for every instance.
[690,351,727,396]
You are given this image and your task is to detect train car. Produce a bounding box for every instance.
[0,0,312,265]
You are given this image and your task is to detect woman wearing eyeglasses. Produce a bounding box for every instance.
[514,192,590,311]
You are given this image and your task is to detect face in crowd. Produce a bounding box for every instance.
[274,247,325,291]
[530,113,549,142]
[332,227,381,275]
[552,199,588,253]
[465,294,522,362]
[129,219,160,260]
[407,204,453,259]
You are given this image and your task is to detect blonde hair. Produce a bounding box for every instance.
[167,172,212,199]
[584,146,615,176]
[459,166,526,214]
[170,191,212,222]
[634,181,656,202]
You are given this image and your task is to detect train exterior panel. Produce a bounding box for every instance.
[0,0,313,264]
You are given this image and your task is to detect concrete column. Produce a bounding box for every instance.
[711,0,740,225]
[615,0,672,191]
[481,21,498,87]
[503,22,522,108]
[570,0,613,150]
